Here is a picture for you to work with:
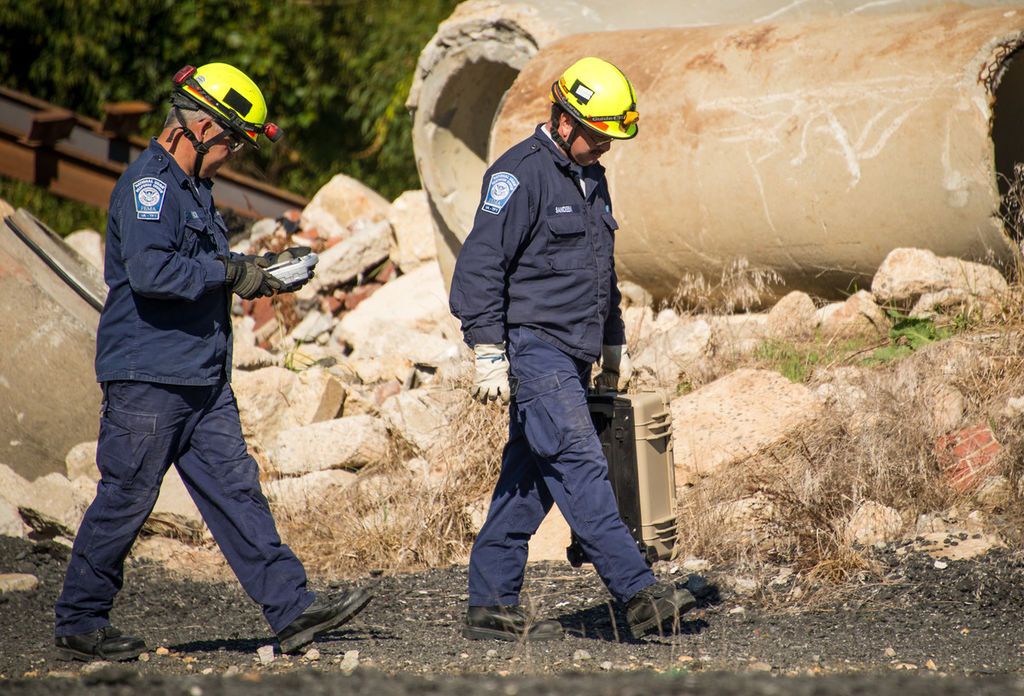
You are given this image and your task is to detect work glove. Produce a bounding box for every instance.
[223,257,283,300]
[594,344,633,393]
[262,245,312,266]
[471,343,511,404]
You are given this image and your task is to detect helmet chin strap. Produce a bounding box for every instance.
[170,105,212,178]
[551,119,584,164]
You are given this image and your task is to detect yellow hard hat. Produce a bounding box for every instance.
[172,63,282,148]
[550,57,638,140]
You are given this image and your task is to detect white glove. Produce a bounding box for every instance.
[594,344,633,393]
[471,343,511,404]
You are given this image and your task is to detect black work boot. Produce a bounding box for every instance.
[462,605,564,642]
[277,588,373,654]
[626,580,696,638]
[55,626,147,661]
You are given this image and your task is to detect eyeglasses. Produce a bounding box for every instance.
[223,131,245,153]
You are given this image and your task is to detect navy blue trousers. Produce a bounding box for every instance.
[467,327,655,606]
[55,380,314,636]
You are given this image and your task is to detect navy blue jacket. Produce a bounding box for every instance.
[95,139,234,385]
[449,125,625,363]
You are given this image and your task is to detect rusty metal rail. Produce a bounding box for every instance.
[0,87,307,220]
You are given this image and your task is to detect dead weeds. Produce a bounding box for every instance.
[677,280,1024,593]
[275,389,506,578]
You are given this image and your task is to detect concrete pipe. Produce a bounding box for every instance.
[411,1,1024,299]
[0,210,105,480]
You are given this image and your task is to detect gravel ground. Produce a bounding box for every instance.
[4,535,1024,694]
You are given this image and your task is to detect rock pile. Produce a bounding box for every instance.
[0,167,1016,575]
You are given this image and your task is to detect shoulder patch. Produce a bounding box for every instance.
[133,177,167,220]
[481,172,519,215]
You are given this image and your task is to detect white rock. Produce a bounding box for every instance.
[623,306,656,348]
[379,389,462,455]
[311,220,391,290]
[670,369,823,478]
[974,475,1012,509]
[300,173,390,239]
[248,217,278,244]
[350,324,463,369]
[817,290,888,339]
[708,313,768,355]
[1003,396,1024,419]
[233,367,345,443]
[340,650,360,671]
[911,288,1002,321]
[632,318,712,388]
[526,506,572,564]
[573,649,592,661]
[64,229,104,273]
[263,470,357,509]
[288,311,334,344]
[147,467,205,541]
[337,262,451,342]
[65,441,98,480]
[681,557,711,572]
[926,382,964,437]
[0,468,85,537]
[257,644,275,664]
[729,576,758,595]
[265,416,390,476]
[310,220,392,291]
[765,291,817,340]
[387,190,437,271]
[232,316,277,370]
[0,497,25,539]
[844,501,902,546]
[872,248,1008,305]
[618,280,652,309]
[716,494,779,548]
[0,573,38,592]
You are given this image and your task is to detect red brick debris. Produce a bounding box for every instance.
[935,423,1003,492]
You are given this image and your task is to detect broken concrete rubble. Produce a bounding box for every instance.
[670,369,824,481]
[264,415,390,477]
[299,172,391,239]
[872,248,1009,307]
[386,190,437,272]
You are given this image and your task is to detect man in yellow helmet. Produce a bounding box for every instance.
[53,63,370,661]
[450,57,695,641]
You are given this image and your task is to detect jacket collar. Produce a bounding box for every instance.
[532,124,605,187]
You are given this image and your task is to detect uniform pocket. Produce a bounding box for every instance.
[515,373,593,459]
[97,407,159,489]
[545,214,591,271]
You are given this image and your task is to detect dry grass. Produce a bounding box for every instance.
[668,257,785,315]
[275,272,1024,592]
[275,389,506,578]
[677,281,1024,592]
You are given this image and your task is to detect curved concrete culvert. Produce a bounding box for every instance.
[413,1,1024,301]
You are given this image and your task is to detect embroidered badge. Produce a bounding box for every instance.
[133,177,167,220]
[482,172,519,215]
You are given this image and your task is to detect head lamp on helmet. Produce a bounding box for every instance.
[550,56,639,140]
[172,63,283,149]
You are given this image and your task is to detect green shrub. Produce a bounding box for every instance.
[0,0,458,200]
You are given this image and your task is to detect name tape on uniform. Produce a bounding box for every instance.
[133,178,167,221]
[482,172,519,215]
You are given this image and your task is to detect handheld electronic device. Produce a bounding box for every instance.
[266,252,318,289]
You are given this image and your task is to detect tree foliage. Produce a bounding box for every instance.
[0,0,458,200]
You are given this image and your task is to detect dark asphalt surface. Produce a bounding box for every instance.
[3,535,1024,694]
